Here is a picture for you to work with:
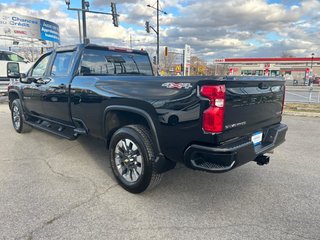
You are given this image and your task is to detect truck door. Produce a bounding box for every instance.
[40,51,75,125]
[22,53,52,116]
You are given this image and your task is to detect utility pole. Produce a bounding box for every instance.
[146,1,167,75]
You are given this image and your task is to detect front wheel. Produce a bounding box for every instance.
[109,125,162,193]
[11,99,32,133]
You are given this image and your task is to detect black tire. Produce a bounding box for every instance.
[11,99,32,133]
[109,125,162,193]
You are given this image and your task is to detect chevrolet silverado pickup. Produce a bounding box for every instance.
[7,44,288,193]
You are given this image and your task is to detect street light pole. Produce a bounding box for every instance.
[311,53,315,69]
[77,10,82,44]
[146,1,167,75]
[82,0,87,43]
[310,53,315,86]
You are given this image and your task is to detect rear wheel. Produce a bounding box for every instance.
[109,125,162,193]
[11,99,32,133]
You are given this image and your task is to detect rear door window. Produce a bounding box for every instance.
[80,49,153,76]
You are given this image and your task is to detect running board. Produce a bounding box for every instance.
[25,119,87,140]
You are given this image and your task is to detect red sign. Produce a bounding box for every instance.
[14,30,27,35]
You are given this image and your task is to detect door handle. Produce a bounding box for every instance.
[36,77,52,85]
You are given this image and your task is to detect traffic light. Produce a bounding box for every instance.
[153,56,157,65]
[145,21,150,33]
[111,2,119,27]
[164,47,168,57]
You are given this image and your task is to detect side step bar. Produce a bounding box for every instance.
[25,119,87,140]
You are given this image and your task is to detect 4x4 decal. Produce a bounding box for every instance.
[161,82,193,89]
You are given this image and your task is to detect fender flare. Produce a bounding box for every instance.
[8,89,30,122]
[8,89,23,107]
[103,105,162,154]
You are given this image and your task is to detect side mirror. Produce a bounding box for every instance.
[7,62,20,78]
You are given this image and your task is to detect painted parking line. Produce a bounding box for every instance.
[286,91,320,103]
[286,91,310,100]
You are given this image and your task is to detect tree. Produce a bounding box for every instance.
[190,56,207,76]
[160,51,181,75]
[281,51,295,58]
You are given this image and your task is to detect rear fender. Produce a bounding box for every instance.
[103,105,161,153]
[103,105,176,173]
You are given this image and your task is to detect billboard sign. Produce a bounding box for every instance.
[0,14,60,43]
[40,19,60,43]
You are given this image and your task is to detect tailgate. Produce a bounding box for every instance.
[220,78,285,142]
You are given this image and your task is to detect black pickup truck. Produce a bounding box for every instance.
[7,44,288,193]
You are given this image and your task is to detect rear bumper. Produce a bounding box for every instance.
[184,123,288,172]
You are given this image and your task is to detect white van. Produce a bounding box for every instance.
[0,50,32,95]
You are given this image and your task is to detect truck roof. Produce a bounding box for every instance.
[55,44,148,55]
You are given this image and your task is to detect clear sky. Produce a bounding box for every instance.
[0,0,320,61]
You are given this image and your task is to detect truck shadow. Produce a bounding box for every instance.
[75,134,257,201]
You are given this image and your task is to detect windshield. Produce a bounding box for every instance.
[0,51,25,62]
[80,49,153,76]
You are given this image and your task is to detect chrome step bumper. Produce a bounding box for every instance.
[184,123,288,172]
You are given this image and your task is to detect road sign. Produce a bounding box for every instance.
[184,44,191,76]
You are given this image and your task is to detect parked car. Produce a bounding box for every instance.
[313,77,320,85]
[7,44,288,193]
[0,50,32,95]
[292,79,299,86]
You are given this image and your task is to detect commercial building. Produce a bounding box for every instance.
[215,57,320,83]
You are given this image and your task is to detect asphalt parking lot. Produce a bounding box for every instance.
[0,103,320,240]
[286,89,320,103]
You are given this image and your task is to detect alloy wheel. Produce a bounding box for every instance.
[114,138,143,183]
[12,105,21,130]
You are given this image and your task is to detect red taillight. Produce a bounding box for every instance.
[281,85,286,114]
[200,85,226,133]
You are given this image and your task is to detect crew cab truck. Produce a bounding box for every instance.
[7,44,288,193]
